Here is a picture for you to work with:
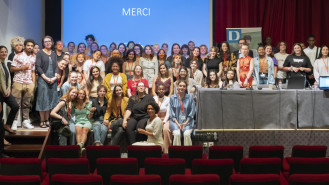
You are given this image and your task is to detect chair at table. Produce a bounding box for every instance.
[96,158,138,185]
[86,145,121,173]
[144,158,185,185]
[51,174,102,185]
[127,145,162,168]
[111,175,161,185]
[169,174,220,185]
[191,159,233,185]
[0,175,40,185]
[169,146,203,168]
[230,174,280,185]
[209,145,243,172]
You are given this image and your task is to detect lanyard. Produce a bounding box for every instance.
[113,74,119,86]
[118,106,121,118]
[178,95,184,114]
[128,62,133,76]
[173,67,179,80]
[158,96,165,108]
[322,58,329,73]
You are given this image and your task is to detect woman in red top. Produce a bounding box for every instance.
[237,44,254,88]
[127,65,149,97]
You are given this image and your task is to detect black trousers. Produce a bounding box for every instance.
[125,117,148,145]
[0,93,19,153]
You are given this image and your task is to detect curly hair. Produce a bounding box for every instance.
[145,101,160,114]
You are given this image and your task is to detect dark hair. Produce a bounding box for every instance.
[0,45,8,52]
[224,69,238,85]
[142,45,154,59]
[190,47,201,60]
[24,39,35,47]
[277,41,288,52]
[238,38,246,43]
[127,41,135,48]
[68,42,75,46]
[264,45,274,57]
[257,43,265,50]
[291,43,307,56]
[125,49,136,61]
[243,35,252,41]
[317,45,329,59]
[109,85,123,116]
[219,42,231,61]
[109,56,124,71]
[161,43,169,49]
[158,63,169,78]
[307,34,316,39]
[100,45,108,50]
[77,43,86,53]
[145,101,160,114]
[41,35,54,48]
[171,43,181,56]
[97,85,107,93]
[178,66,189,80]
[134,44,143,56]
[181,44,190,55]
[157,49,167,61]
[206,70,219,87]
[118,43,127,55]
[188,41,195,45]
[86,66,103,91]
[91,42,99,53]
[85,34,95,41]
[110,42,117,49]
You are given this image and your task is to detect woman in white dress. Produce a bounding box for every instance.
[139,45,158,89]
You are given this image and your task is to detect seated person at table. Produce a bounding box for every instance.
[89,85,108,146]
[314,45,329,82]
[253,45,275,85]
[219,69,240,89]
[204,70,220,88]
[133,101,163,149]
[170,80,196,146]
[237,44,254,88]
[282,43,312,82]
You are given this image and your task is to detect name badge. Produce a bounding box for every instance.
[260,73,266,78]
[180,115,186,120]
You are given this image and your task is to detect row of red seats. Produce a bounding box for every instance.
[1,173,329,185]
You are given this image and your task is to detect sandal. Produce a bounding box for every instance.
[4,139,11,146]
[40,121,47,128]
[45,120,50,127]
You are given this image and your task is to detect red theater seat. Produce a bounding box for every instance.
[0,175,40,185]
[0,158,41,177]
[169,174,220,185]
[144,158,185,185]
[230,174,280,185]
[44,145,80,159]
[240,158,281,174]
[96,158,138,185]
[209,145,243,172]
[249,145,284,160]
[192,159,233,185]
[111,175,161,185]
[127,145,162,168]
[51,174,102,185]
[289,157,329,175]
[86,145,121,173]
[289,174,329,185]
[169,145,203,168]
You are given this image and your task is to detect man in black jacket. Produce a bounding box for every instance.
[233,38,253,60]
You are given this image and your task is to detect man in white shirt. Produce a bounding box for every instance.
[304,34,321,66]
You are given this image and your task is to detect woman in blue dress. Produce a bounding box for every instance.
[169,80,195,146]
[35,36,59,128]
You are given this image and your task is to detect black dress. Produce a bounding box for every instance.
[206,58,221,74]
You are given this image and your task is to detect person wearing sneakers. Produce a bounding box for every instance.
[10,39,36,130]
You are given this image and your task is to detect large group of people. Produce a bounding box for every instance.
[0,33,328,157]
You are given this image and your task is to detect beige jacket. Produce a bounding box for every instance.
[0,60,11,95]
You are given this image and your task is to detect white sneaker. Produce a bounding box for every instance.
[11,120,18,131]
[22,120,34,129]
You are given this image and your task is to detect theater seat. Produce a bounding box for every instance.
[240,158,281,174]
[111,175,161,185]
[0,158,41,177]
[127,145,162,168]
[169,174,220,185]
[44,145,80,159]
[292,145,327,158]
[289,157,329,175]
[144,158,185,185]
[0,175,40,185]
[51,174,102,185]
[169,145,203,168]
[191,159,233,185]
[289,174,329,185]
[209,145,243,172]
[230,174,280,185]
[96,158,138,185]
[86,145,121,173]
[249,145,284,160]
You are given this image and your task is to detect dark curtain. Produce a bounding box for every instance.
[214,0,329,52]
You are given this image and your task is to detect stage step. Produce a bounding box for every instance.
[4,130,49,158]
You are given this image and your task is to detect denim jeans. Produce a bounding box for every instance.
[259,73,268,85]
[59,120,76,145]
[110,118,124,145]
[93,116,108,145]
